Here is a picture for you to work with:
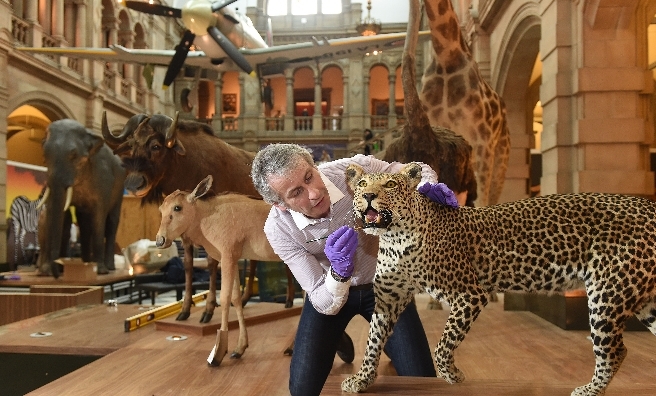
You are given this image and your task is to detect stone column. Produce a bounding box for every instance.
[285,73,294,130]
[540,0,653,195]
[212,74,224,132]
[313,73,322,132]
[0,46,10,263]
[75,0,90,77]
[25,0,37,22]
[119,30,134,80]
[388,72,396,127]
[52,0,64,41]
[64,0,74,44]
[74,0,85,47]
[363,75,370,129]
[341,74,349,131]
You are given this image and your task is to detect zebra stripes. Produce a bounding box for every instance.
[9,195,44,266]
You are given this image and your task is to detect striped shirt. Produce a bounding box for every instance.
[263,155,438,315]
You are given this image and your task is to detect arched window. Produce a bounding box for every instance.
[267,0,341,16]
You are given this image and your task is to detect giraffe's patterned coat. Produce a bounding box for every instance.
[420,0,511,206]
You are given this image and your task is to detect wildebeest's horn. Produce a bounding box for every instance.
[102,111,134,148]
[165,111,179,149]
[130,115,151,138]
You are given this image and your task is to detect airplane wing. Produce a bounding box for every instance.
[17,31,431,77]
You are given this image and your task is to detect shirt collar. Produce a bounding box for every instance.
[289,171,345,229]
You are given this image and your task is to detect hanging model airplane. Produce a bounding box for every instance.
[17,0,430,89]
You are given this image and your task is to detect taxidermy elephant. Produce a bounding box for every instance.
[38,119,126,278]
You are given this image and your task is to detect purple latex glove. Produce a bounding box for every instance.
[324,226,358,278]
[418,182,459,208]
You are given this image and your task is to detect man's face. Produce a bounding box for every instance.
[268,160,331,219]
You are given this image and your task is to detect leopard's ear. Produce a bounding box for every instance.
[345,164,365,190]
[400,163,423,189]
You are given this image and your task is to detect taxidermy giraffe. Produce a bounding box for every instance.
[381,0,477,208]
[419,0,510,206]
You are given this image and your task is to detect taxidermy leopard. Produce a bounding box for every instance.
[342,162,656,396]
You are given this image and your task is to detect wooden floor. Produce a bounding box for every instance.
[1,294,654,395]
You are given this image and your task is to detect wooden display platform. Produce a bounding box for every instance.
[0,268,138,304]
[0,285,103,326]
[155,303,302,336]
[0,304,157,356]
[0,268,135,288]
[18,295,656,396]
[323,376,656,395]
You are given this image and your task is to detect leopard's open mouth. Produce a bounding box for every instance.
[359,207,393,229]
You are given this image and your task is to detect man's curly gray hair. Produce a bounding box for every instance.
[251,143,315,205]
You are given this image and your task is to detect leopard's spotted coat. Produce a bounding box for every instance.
[342,163,656,396]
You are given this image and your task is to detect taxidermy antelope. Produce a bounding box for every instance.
[155,175,281,365]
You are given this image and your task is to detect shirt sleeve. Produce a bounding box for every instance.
[264,211,351,315]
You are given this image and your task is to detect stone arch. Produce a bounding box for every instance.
[493,5,541,202]
[369,63,390,118]
[118,10,133,46]
[101,0,117,47]
[8,91,75,122]
[6,94,75,167]
[320,64,344,117]
[292,66,315,117]
[134,23,146,49]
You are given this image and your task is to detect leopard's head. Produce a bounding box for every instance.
[345,162,423,236]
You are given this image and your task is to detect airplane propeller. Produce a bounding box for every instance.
[124,0,253,89]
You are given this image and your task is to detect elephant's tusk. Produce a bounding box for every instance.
[63,187,73,212]
[36,187,50,210]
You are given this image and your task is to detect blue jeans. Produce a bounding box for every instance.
[289,288,436,396]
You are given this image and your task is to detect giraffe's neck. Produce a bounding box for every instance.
[425,0,472,73]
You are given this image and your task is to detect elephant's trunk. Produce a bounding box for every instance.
[43,196,66,278]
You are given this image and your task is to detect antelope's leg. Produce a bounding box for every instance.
[230,268,249,358]
[176,238,195,321]
[241,259,257,306]
[200,256,219,323]
[209,256,235,366]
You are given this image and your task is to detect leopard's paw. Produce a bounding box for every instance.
[437,364,465,384]
[341,371,375,393]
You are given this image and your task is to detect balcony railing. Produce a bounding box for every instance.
[136,88,146,106]
[322,115,343,131]
[41,33,57,48]
[222,117,238,131]
[265,116,284,131]
[294,116,312,131]
[121,79,131,98]
[370,115,388,130]
[11,16,29,45]
[103,68,116,90]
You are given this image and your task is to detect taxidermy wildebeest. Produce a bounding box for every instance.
[101,111,295,323]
